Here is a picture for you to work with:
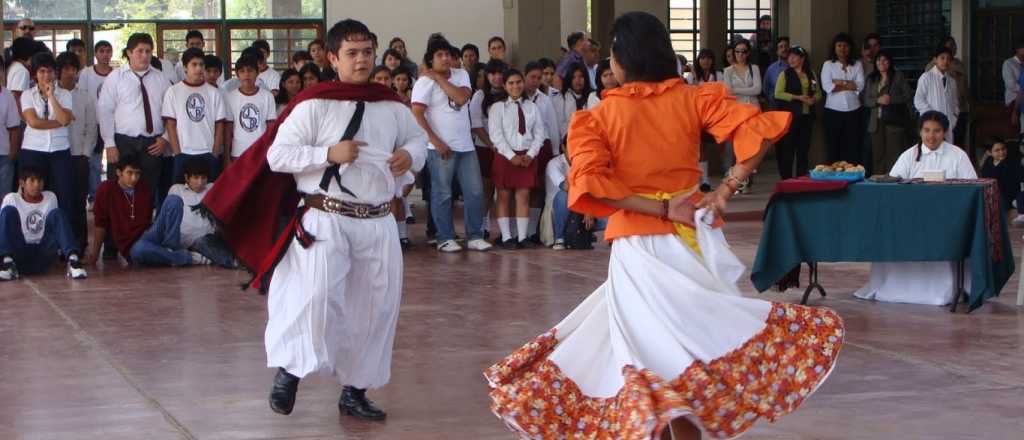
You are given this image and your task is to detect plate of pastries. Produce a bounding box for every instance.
[810,162,866,181]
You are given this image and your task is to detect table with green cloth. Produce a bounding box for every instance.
[750,180,1015,312]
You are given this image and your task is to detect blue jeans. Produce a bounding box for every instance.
[428,149,484,241]
[17,149,74,214]
[191,234,237,268]
[0,155,13,196]
[0,205,79,274]
[552,189,606,241]
[129,195,192,267]
[88,154,103,200]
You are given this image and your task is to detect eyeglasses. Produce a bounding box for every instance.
[19,26,35,31]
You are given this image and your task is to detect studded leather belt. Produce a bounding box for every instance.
[304,194,391,219]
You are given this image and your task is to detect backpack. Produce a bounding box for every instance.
[563,212,594,250]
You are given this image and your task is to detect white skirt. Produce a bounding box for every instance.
[854,261,969,306]
[486,213,844,440]
[265,209,403,389]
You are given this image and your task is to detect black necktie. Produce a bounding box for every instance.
[135,71,154,134]
[515,102,525,135]
[942,76,947,88]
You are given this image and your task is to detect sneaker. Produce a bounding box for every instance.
[400,238,412,250]
[501,239,518,250]
[552,239,566,251]
[1014,214,1024,226]
[66,255,88,279]
[190,251,212,265]
[436,240,462,252]
[466,238,493,251]
[0,257,18,281]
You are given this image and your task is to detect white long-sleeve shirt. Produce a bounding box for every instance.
[723,64,763,105]
[487,97,546,160]
[1002,56,1023,107]
[889,141,976,180]
[66,84,97,157]
[266,99,427,206]
[167,183,215,247]
[556,90,587,144]
[821,60,865,112]
[526,88,561,154]
[97,64,171,147]
[545,153,569,204]
[914,66,959,142]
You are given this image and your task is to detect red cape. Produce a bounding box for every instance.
[200,80,403,290]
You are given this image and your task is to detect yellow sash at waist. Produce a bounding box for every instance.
[638,186,701,257]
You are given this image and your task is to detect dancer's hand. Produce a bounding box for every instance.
[666,195,697,228]
[388,149,412,176]
[328,140,365,164]
[696,185,731,219]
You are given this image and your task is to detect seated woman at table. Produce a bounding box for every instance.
[855,111,976,306]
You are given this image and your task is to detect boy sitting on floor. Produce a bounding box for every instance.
[84,154,156,266]
[0,166,88,280]
[154,156,236,268]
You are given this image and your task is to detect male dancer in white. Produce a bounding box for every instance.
[259,19,426,418]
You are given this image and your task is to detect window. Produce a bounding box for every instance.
[228,24,322,72]
[3,0,87,20]
[225,0,323,19]
[669,0,772,63]
[876,0,951,87]
[90,0,221,20]
[669,0,701,62]
[158,25,220,60]
[3,24,86,55]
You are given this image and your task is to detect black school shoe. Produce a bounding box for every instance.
[269,368,300,415]
[501,239,518,250]
[339,386,387,420]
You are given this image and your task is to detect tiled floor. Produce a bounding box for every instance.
[2,200,1023,439]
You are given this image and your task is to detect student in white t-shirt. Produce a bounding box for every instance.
[132,156,236,268]
[0,166,87,281]
[252,40,281,96]
[0,85,21,197]
[411,34,491,253]
[162,48,228,184]
[19,52,75,217]
[56,52,97,248]
[224,54,276,166]
[203,54,226,88]
[6,37,36,110]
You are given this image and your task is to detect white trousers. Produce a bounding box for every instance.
[265,210,403,389]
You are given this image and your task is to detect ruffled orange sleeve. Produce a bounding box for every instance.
[696,82,792,163]
[566,110,631,218]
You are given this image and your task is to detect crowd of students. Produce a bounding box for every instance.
[3,15,1023,282]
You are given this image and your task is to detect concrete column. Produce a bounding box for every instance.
[562,0,589,48]
[787,0,850,166]
[613,0,668,23]
[503,0,563,67]
[700,0,727,62]
[591,0,615,58]
[951,0,969,69]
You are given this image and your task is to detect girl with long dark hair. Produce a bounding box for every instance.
[863,50,911,173]
[773,46,822,179]
[486,12,843,440]
[555,62,592,143]
[821,32,865,165]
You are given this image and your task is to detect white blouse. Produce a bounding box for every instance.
[723,65,762,105]
[889,141,976,180]
[487,97,546,160]
[821,60,865,112]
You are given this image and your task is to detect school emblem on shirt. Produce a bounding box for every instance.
[239,103,260,133]
[186,93,206,122]
[25,209,44,236]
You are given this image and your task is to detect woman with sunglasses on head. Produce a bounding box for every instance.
[723,39,763,192]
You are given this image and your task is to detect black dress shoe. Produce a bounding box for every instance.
[269,368,300,415]
[528,233,542,245]
[339,386,387,420]
[518,239,536,249]
[501,239,518,250]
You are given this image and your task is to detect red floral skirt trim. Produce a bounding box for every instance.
[484,302,844,440]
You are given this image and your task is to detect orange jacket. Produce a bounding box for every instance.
[567,78,791,241]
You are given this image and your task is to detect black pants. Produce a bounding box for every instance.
[110,134,163,195]
[777,114,814,180]
[823,108,863,165]
[72,155,90,249]
[954,112,969,161]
